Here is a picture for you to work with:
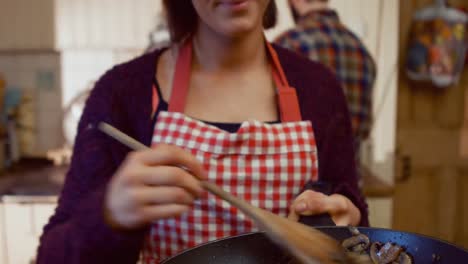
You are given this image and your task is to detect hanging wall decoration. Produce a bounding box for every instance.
[405,0,467,88]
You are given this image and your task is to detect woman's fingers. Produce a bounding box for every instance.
[133,166,204,197]
[288,190,361,226]
[140,204,191,221]
[288,190,346,221]
[129,144,208,180]
[131,186,197,206]
[105,145,208,230]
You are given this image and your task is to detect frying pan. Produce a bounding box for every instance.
[161,228,468,264]
[161,182,468,263]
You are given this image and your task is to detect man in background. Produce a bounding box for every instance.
[275,0,377,184]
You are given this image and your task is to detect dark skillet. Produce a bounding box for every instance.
[162,182,468,263]
[161,227,468,264]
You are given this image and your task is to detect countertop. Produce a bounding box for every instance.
[361,165,395,198]
[0,159,66,203]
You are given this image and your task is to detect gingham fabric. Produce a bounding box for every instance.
[141,111,319,263]
[275,10,376,143]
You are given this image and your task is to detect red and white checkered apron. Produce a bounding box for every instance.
[142,39,319,263]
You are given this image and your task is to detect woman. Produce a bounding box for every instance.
[37,1,368,263]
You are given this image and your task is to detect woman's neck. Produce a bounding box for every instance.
[192,23,267,72]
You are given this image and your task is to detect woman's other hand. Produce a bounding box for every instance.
[288,190,361,226]
[104,144,207,230]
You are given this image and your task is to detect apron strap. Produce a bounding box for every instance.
[266,42,302,122]
[151,84,159,118]
[168,42,192,113]
[162,38,302,122]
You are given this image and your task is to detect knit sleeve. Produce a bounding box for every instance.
[316,75,369,227]
[36,68,146,264]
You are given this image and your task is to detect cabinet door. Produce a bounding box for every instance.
[4,203,36,264]
[0,204,7,264]
[32,204,56,238]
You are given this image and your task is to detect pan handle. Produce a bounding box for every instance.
[297,181,336,227]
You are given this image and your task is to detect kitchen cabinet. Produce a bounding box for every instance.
[1,198,56,264]
[4,203,36,264]
[0,204,6,264]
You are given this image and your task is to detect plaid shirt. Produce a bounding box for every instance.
[275,10,376,145]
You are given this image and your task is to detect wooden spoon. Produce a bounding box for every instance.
[98,122,367,264]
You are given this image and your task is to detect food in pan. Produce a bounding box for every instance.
[341,227,413,264]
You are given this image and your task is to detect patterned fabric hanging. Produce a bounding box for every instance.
[405,0,468,88]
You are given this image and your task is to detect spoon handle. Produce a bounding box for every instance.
[99,122,148,151]
[200,181,264,222]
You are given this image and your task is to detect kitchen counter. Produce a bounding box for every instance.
[361,166,395,198]
[0,159,67,202]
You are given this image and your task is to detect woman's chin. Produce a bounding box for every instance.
[217,22,260,39]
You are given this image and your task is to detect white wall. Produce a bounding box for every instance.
[55,0,161,50]
[60,50,114,108]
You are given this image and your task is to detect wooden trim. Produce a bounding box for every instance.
[461,86,468,158]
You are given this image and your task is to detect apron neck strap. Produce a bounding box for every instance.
[168,41,193,115]
[168,38,302,122]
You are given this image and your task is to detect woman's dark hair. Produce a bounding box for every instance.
[163,1,277,43]
[290,0,329,23]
